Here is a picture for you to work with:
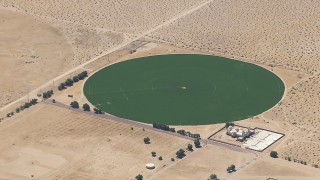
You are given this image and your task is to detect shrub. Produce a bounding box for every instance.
[70,101,79,108]
[82,103,90,111]
[65,79,74,86]
[227,164,236,173]
[194,138,201,148]
[176,149,185,159]
[208,174,218,180]
[171,158,175,161]
[144,137,150,144]
[187,144,193,151]
[135,174,143,180]
[225,122,234,128]
[30,99,38,105]
[151,152,156,157]
[73,75,79,82]
[93,108,103,114]
[58,83,66,91]
[158,156,163,161]
[270,151,278,158]
[177,129,186,135]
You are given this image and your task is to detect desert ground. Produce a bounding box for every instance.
[0,0,319,179]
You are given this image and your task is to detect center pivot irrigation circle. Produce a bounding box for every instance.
[84,54,285,125]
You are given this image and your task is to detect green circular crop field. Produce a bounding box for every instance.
[84,54,284,125]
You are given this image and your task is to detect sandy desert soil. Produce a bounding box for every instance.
[0,10,73,107]
[0,0,319,179]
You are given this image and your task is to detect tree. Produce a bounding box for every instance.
[177,129,186,135]
[176,149,185,159]
[208,174,218,180]
[93,108,103,114]
[158,156,163,161]
[30,99,38,105]
[187,144,193,151]
[135,174,143,180]
[58,83,66,91]
[78,71,88,80]
[270,151,278,158]
[70,101,79,108]
[227,165,236,173]
[144,137,150,144]
[43,90,53,99]
[151,151,156,157]
[169,127,176,132]
[73,75,79,82]
[15,108,20,113]
[225,122,234,128]
[65,79,74,86]
[194,138,201,148]
[83,103,90,111]
[23,102,31,109]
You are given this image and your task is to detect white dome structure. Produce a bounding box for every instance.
[146,163,155,169]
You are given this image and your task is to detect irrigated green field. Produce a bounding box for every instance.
[84,54,284,125]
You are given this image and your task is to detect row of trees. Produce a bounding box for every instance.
[152,123,201,140]
[58,71,88,91]
[7,99,38,118]
[43,90,54,99]
[177,129,201,139]
[70,101,104,114]
[152,123,175,132]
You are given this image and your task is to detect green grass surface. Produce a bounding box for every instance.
[84,54,284,125]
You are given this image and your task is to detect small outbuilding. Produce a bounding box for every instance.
[146,163,155,170]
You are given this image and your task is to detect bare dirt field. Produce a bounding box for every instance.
[0,0,319,179]
[0,103,193,179]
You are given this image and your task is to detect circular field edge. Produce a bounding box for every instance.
[83,54,286,125]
